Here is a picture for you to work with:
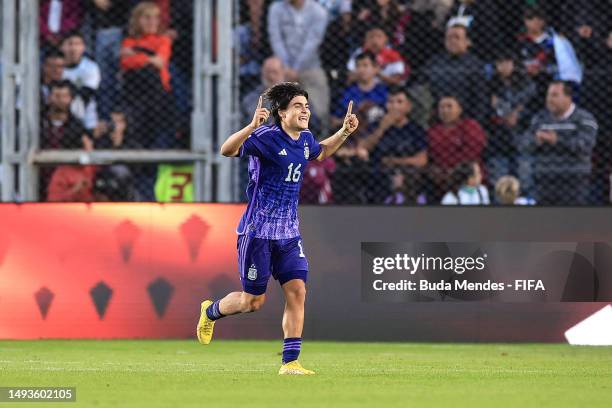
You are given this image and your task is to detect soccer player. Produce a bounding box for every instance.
[197,82,358,375]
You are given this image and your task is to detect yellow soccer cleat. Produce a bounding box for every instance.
[196,300,215,345]
[278,360,315,375]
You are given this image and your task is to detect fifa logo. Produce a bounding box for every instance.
[304,142,309,159]
[248,264,258,280]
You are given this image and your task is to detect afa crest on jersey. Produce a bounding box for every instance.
[304,142,309,159]
[248,264,257,280]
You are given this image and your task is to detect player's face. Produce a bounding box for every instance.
[281,95,310,131]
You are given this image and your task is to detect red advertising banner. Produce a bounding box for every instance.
[0,204,246,339]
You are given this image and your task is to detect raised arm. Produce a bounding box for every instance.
[316,100,359,161]
[220,96,270,157]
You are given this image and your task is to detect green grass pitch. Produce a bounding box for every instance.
[1,340,611,407]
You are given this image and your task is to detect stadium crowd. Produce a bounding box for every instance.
[38,0,612,205]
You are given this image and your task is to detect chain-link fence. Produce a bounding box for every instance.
[236,0,612,206]
[38,0,195,202]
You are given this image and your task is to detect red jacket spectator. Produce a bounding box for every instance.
[428,118,487,171]
[47,165,96,202]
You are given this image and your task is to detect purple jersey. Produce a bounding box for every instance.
[237,124,322,239]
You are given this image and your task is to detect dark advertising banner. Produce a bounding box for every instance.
[361,242,612,302]
[1,204,611,341]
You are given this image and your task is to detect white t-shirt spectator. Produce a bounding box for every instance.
[441,185,490,205]
[63,56,101,129]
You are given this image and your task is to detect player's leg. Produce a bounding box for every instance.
[197,235,272,344]
[272,237,314,374]
[218,291,266,315]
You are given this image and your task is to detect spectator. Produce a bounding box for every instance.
[361,87,428,202]
[427,95,487,201]
[86,0,135,120]
[422,24,486,122]
[120,1,177,148]
[241,56,286,124]
[331,108,371,204]
[61,31,101,131]
[402,2,446,71]
[582,29,612,203]
[332,51,388,129]
[495,175,535,205]
[384,167,426,205]
[94,111,140,149]
[321,1,358,109]
[516,6,556,106]
[93,165,138,201]
[519,81,597,205]
[486,51,536,185]
[410,0,453,29]
[236,0,273,95]
[47,165,96,202]
[41,80,92,149]
[90,111,139,201]
[445,0,501,61]
[40,0,84,51]
[441,161,489,205]
[41,51,65,101]
[355,0,412,47]
[268,0,330,132]
[347,26,409,86]
[300,157,336,204]
[516,7,583,101]
[361,87,427,170]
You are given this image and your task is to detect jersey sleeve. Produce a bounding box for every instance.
[239,127,270,158]
[306,131,322,161]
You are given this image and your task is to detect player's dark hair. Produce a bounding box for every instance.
[355,51,378,65]
[263,82,309,125]
[549,80,573,98]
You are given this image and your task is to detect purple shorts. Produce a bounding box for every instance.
[237,234,309,295]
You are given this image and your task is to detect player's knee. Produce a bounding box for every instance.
[240,295,265,313]
[287,285,306,303]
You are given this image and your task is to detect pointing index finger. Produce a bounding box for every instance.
[257,95,263,109]
[346,100,353,117]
